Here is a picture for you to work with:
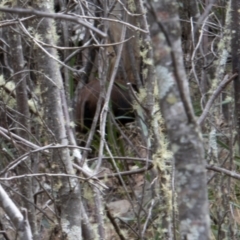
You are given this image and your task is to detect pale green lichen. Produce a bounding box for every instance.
[133,87,147,111]
[127,0,136,12]
[139,42,153,80]
[0,76,15,92]
[152,105,174,214]
[61,219,81,240]
[142,68,148,80]
[0,76,16,108]
[155,65,174,99]
[208,128,218,159]
[166,93,178,104]
[151,82,177,238]
[28,99,38,114]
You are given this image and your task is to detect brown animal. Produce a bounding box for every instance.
[75,79,135,132]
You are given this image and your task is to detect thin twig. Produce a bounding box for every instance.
[96,11,127,172]
[141,199,155,237]
[197,73,237,126]
[105,204,126,240]
[0,7,107,37]
[19,21,84,74]
[0,7,148,34]
[0,173,85,181]
[206,165,240,181]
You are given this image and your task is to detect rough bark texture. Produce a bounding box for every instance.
[32,1,82,239]
[8,4,37,237]
[152,0,210,239]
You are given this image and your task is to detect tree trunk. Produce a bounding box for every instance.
[151,0,210,239]
[8,1,37,236]
[32,0,83,238]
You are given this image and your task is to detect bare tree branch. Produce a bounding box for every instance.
[0,185,32,240]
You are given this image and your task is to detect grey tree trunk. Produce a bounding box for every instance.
[32,0,83,238]
[8,1,37,237]
[151,0,210,239]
